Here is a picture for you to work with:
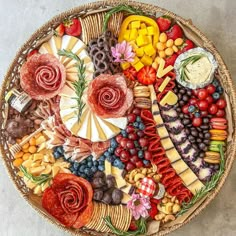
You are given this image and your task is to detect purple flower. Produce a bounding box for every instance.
[111,40,135,63]
[127,193,151,220]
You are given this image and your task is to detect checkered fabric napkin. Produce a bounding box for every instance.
[139,177,156,198]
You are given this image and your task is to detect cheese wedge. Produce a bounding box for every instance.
[188,179,205,195]
[157,126,169,138]
[171,159,189,175]
[158,76,171,92]
[165,148,181,163]
[121,192,132,204]
[160,137,174,150]
[179,168,198,186]
[104,160,112,176]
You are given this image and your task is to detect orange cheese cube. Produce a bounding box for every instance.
[123,30,131,41]
[121,62,130,70]
[138,28,148,35]
[140,23,146,29]
[136,47,144,57]
[133,61,144,71]
[144,43,156,56]
[140,54,153,66]
[129,29,138,41]
[136,35,148,47]
[129,40,139,51]
[131,21,141,29]
[147,35,152,44]
[147,26,155,35]
[131,56,140,66]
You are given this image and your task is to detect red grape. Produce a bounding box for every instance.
[197,89,208,100]
[127,113,136,123]
[182,104,189,114]
[192,117,202,127]
[137,130,145,138]
[200,110,208,117]
[132,108,141,115]
[205,96,214,104]
[136,160,144,168]
[126,125,135,133]
[125,162,136,171]
[139,138,149,147]
[216,98,227,109]
[144,150,152,160]
[197,100,208,111]
[114,146,123,156]
[128,132,138,140]
[120,138,128,148]
[115,134,123,143]
[208,104,218,115]
[120,150,130,162]
[126,140,135,149]
[189,98,198,105]
[216,109,225,117]
[130,155,139,163]
[206,84,216,94]
[129,148,138,155]
[192,89,199,97]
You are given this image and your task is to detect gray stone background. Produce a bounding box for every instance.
[0,0,235,235]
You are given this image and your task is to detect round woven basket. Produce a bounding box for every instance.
[0,0,235,235]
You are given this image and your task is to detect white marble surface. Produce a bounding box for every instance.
[0,0,236,235]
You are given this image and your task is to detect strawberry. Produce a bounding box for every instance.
[156,15,172,32]
[166,24,183,40]
[177,39,194,55]
[63,18,82,37]
[123,66,137,81]
[55,23,65,37]
[149,201,159,219]
[129,219,138,231]
[27,49,38,60]
[137,66,156,85]
[165,53,178,67]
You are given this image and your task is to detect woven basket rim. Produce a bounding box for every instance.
[0,1,235,235]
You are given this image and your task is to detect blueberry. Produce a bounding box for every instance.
[138,123,145,130]
[104,151,111,158]
[91,166,98,173]
[133,122,139,128]
[69,166,74,172]
[212,79,219,87]
[53,151,61,159]
[73,162,80,170]
[105,156,112,162]
[212,92,220,100]
[118,163,125,169]
[87,161,93,168]
[143,160,150,166]
[108,147,115,153]
[113,159,121,167]
[93,160,98,167]
[138,150,144,158]
[99,155,105,161]
[98,165,105,171]
[136,116,141,122]
[134,140,140,148]
[188,105,195,113]
[57,146,64,154]
[72,170,77,175]
[87,155,93,161]
[194,112,201,118]
[216,86,223,94]
[110,138,118,148]
[79,164,86,173]
[84,168,93,176]
[121,130,128,137]
[81,159,87,165]
[79,173,87,179]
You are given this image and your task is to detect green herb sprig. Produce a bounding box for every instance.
[20,165,52,186]
[103,216,147,236]
[177,144,225,216]
[103,4,146,32]
[179,54,203,82]
[58,49,87,121]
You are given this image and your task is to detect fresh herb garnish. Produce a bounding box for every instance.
[177,144,225,216]
[20,165,52,186]
[58,49,87,122]
[103,216,147,236]
[103,4,146,32]
[179,54,203,82]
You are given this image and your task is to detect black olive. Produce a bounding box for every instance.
[200,125,209,130]
[176,107,182,113]
[185,129,190,135]
[214,164,220,170]
[173,88,178,93]
[184,114,189,119]
[204,132,211,139]
[196,138,202,143]
[187,90,192,96]
[199,133,204,138]
[188,135,195,142]
[203,118,209,124]
[199,152,205,158]
[203,139,210,145]
[192,144,198,150]
[178,93,182,100]
[93,189,104,201]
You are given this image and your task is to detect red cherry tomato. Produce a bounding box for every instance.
[200,110,208,117]
[197,100,209,111]
[144,150,152,160]
[120,150,130,162]
[182,104,189,114]
[197,89,208,100]
[189,98,198,105]
[115,134,123,143]
[205,96,214,104]
[216,98,227,109]
[130,155,139,163]
[216,109,225,117]
[138,138,149,147]
[126,140,135,149]
[128,132,138,141]
[192,117,202,127]
[208,104,218,115]
[206,84,216,94]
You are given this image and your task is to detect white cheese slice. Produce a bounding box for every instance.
[160,137,174,150]
[104,117,128,130]
[59,85,76,97]
[48,36,59,58]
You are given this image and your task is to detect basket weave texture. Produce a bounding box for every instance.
[0,0,235,235]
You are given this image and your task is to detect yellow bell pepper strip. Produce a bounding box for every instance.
[118,15,160,47]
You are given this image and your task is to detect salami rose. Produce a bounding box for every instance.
[20,53,66,100]
[87,74,133,118]
[42,173,93,228]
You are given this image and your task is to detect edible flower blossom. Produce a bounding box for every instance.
[127,193,151,220]
[111,40,135,63]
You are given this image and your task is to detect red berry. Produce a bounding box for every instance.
[128,132,138,141]
[200,110,208,117]
[189,98,198,105]
[129,219,138,231]
[177,39,194,55]
[144,150,152,160]
[197,89,208,100]
[205,96,214,104]
[136,160,144,168]
[206,84,216,94]
[64,18,82,36]
[192,117,202,127]
[130,155,139,163]
[166,24,183,40]
[126,140,135,149]
[216,98,227,109]
[114,146,123,156]
[137,66,157,84]
[139,138,149,147]
[120,138,128,148]
[115,134,123,143]
[127,113,136,123]
[182,104,189,114]
[126,125,135,133]
[156,16,172,32]
[192,89,199,97]
[132,108,141,115]
[216,109,225,117]
[130,148,138,155]
[137,130,145,138]
[125,162,136,171]
[208,104,218,115]
[197,100,209,111]
[165,54,178,67]
[120,150,130,162]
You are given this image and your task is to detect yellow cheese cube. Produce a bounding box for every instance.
[140,54,153,66]
[136,35,148,47]
[147,35,152,44]
[133,61,144,71]
[123,30,130,41]
[144,43,156,57]
[147,26,155,35]
[131,56,140,66]
[129,29,138,41]
[138,28,148,35]
[160,91,178,106]
[121,62,130,70]
[131,21,141,29]
[140,23,146,29]
[136,47,144,57]
[129,40,138,51]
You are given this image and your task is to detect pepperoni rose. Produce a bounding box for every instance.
[87,74,133,118]
[42,173,93,228]
[20,53,66,100]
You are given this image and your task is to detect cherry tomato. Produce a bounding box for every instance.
[189,98,198,105]
[206,84,216,94]
[216,98,227,109]
[114,146,123,156]
[192,117,202,127]
[205,96,214,104]
[126,125,135,134]
[182,104,189,114]
[128,132,138,141]
[115,134,123,143]
[216,109,225,117]
[132,108,141,115]
[197,89,208,100]
[126,140,135,149]
[144,150,152,160]
[192,89,199,97]
[127,113,136,123]
[197,100,209,111]
[137,130,145,137]
[208,104,218,115]
[125,162,136,171]
[120,138,128,148]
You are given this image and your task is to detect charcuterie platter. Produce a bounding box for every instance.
[0,1,235,235]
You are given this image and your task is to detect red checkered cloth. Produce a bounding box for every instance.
[139,177,156,198]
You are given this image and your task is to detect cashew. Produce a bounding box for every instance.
[171,196,176,203]
[135,181,141,188]
[165,202,174,214]
[163,215,175,223]
[155,213,165,221]
[153,174,161,182]
[175,199,179,204]
[128,169,138,182]
[162,197,168,204]
[134,173,145,182]
[172,203,181,214]
[141,168,148,175]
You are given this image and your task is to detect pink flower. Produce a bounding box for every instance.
[111,40,135,63]
[127,193,151,220]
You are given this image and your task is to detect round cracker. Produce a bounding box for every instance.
[96,203,107,231]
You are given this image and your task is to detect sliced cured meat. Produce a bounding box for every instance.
[20,53,66,100]
[87,74,133,118]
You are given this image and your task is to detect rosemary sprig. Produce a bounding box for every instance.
[103,216,147,236]
[58,49,87,121]
[103,4,146,32]
[179,54,203,82]
[177,144,225,216]
[20,165,52,186]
